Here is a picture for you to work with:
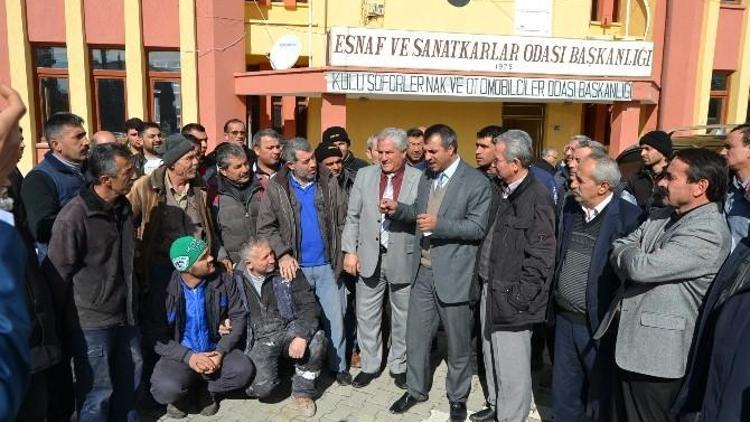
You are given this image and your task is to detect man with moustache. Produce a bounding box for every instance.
[342,127,421,389]
[140,121,164,176]
[213,143,262,265]
[45,143,142,421]
[252,129,283,193]
[625,130,673,211]
[384,124,491,421]
[406,128,427,170]
[202,119,256,183]
[125,118,146,176]
[257,138,351,385]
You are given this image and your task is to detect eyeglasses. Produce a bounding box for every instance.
[229,130,247,136]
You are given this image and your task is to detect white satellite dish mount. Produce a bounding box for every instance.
[269,34,301,70]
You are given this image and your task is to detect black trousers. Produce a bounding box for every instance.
[615,368,682,422]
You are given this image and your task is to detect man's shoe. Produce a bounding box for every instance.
[389,392,427,414]
[292,395,317,417]
[199,394,220,416]
[392,372,407,390]
[166,403,188,419]
[336,371,353,386]
[469,406,494,422]
[450,402,467,421]
[352,371,378,388]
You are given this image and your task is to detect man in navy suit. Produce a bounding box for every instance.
[0,84,31,421]
[550,153,641,421]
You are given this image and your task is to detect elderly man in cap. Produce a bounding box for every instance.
[148,236,252,418]
[626,130,672,211]
[323,126,369,174]
[129,133,229,294]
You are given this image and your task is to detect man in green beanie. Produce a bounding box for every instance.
[147,236,253,418]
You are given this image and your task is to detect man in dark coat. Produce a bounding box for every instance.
[673,237,750,421]
[148,236,253,418]
[550,154,641,421]
[234,238,327,417]
[45,143,141,421]
[323,126,369,174]
[482,130,556,422]
[626,130,672,211]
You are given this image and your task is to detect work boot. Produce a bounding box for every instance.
[293,395,317,417]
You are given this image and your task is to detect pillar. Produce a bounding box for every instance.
[727,0,750,123]
[5,0,36,171]
[196,0,246,150]
[610,101,641,156]
[693,0,721,126]
[124,0,147,119]
[65,0,93,133]
[321,93,346,134]
[282,96,296,139]
[179,0,198,125]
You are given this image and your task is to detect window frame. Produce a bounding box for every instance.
[90,47,128,133]
[33,44,70,138]
[146,49,182,134]
[708,71,732,126]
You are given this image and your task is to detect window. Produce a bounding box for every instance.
[707,71,731,126]
[91,48,126,133]
[502,103,545,158]
[591,0,620,24]
[34,46,70,133]
[148,51,181,135]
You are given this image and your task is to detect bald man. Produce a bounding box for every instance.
[90,131,117,146]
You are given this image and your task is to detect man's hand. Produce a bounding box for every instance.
[343,253,360,276]
[416,213,438,232]
[205,351,223,373]
[288,337,307,359]
[279,254,299,280]
[379,198,398,215]
[218,318,231,336]
[0,85,26,185]
[188,353,217,374]
[220,259,233,272]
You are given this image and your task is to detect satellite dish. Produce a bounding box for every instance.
[448,0,470,6]
[269,35,301,70]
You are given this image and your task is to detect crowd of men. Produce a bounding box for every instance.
[2,82,750,422]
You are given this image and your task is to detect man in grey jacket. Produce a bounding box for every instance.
[596,148,731,422]
[383,124,491,421]
[341,127,421,389]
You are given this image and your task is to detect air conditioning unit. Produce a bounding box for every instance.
[365,1,384,17]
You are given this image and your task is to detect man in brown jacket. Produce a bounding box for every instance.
[128,134,229,295]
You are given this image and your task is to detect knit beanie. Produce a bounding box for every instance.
[161,134,195,167]
[169,236,208,272]
[322,126,351,146]
[639,130,673,159]
[315,141,343,162]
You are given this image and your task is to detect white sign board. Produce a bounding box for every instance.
[326,71,633,102]
[515,0,552,36]
[328,27,654,78]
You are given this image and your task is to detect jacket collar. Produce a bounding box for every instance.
[43,150,85,175]
[506,169,536,201]
[217,173,261,198]
[149,166,207,193]
[79,184,131,218]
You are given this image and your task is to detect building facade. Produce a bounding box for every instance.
[1,0,748,173]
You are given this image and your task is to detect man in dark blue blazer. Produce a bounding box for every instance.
[550,153,641,421]
[673,236,750,422]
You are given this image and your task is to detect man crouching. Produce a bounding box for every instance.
[148,236,254,418]
[231,238,327,417]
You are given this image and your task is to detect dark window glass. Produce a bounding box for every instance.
[707,97,723,125]
[39,77,70,124]
[96,79,126,133]
[91,49,126,70]
[272,96,282,131]
[35,47,68,68]
[148,51,180,72]
[711,72,729,91]
[152,80,182,135]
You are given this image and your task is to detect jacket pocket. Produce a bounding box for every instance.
[640,312,686,331]
[490,281,521,322]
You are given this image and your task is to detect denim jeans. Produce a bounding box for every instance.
[71,324,142,422]
[301,264,347,372]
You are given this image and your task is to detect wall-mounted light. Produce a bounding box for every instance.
[448,0,470,7]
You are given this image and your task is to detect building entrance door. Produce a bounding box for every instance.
[502,103,545,157]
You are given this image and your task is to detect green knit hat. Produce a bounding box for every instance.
[169,236,208,272]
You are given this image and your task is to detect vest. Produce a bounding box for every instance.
[35,151,86,209]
